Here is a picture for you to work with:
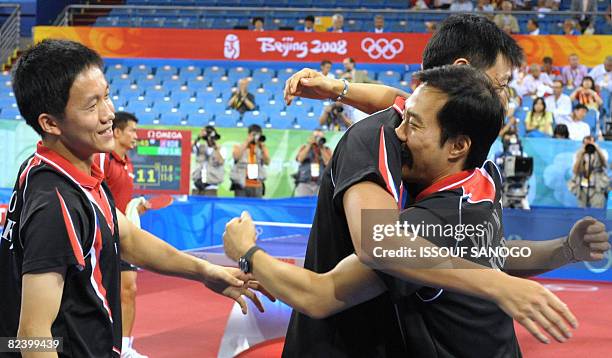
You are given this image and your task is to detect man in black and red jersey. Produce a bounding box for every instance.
[222,15,610,358]
[0,39,267,358]
[97,111,150,358]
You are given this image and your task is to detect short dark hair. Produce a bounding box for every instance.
[345,57,356,64]
[414,65,505,169]
[252,17,264,25]
[573,103,588,111]
[422,14,523,71]
[12,39,104,136]
[321,60,332,67]
[248,124,262,133]
[553,124,569,138]
[112,111,138,131]
[528,18,539,27]
[305,15,315,22]
[543,56,553,64]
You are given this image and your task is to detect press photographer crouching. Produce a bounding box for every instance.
[192,125,225,196]
[319,101,353,131]
[294,129,333,197]
[230,124,270,198]
[495,130,534,209]
[568,136,610,208]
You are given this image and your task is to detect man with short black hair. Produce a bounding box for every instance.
[566,104,591,140]
[0,39,266,358]
[527,18,541,35]
[303,15,315,32]
[252,17,264,31]
[545,79,573,125]
[373,15,385,33]
[320,60,334,79]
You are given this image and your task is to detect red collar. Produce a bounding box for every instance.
[392,96,405,115]
[415,170,474,202]
[36,141,104,190]
[110,151,129,165]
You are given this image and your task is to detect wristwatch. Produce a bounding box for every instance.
[239,246,264,273]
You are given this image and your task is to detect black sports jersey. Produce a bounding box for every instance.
[0,143,122,358]
[382,160,522,358]
[283,97,409,358]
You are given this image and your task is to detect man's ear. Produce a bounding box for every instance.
[452,58,470,66]
[448,135,471,163]
[113,127,121,138]
[38,113,62,136]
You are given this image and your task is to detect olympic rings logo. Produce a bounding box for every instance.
[361,38,404,60]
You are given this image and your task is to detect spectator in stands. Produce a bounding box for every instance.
[449,0,474,12]
[341,57,378,84]
[230,124,270,198]
[570,0,596,33]
[522,63,553,97]
[494,1,520,34]
[373,15,385,33]
[433,0,453,9]
[542,56,560,79]
[294,129,333,197]
[570,76,603,111]
[553,124,570,139]
[411,0,432,9]
[303,15,315,32]
[566,104,591,140]
[477,0,496,12]
[328,14,344,33]
[192,125,225,197]
[252,17,264,31]
[588,56,612,92]
[228,78,256,114]
[562,19,580,35]
[546,79,573,125]
[562,53,588,88]
[527,18,541,35]
[569,135,609,208]
[320,60,334,79]
[525,97,554,135]
[320,102,352,131]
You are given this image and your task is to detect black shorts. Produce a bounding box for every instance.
[120,259,138,272]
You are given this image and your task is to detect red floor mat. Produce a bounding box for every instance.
[133,272,612,357]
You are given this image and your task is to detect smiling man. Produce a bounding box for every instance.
[0,39,267,358]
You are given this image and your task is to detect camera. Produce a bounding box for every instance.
[585,143,596,155]
[315,135,326,146]
[497,133,533,209]
[331,103,344,115]
[199,125,221,146]
[251,132,266,144]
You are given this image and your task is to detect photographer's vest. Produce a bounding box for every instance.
[296,145,325,184]
[230,144,266,188]
[192,144,225,185]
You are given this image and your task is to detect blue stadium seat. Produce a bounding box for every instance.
[153,101,178,115]
[157,65,178,76]
[378,70,401,83]
[268,116,294,129]
[215,110,240,128]
[144,89,169,102]
[228,67,250,80]
[180,100,204,115]
[242,110,267,127]
[297,116,320,130]
[126,100,153,115]
[202,101,227,114]
[584,109,598,135]
[0,106,22,120]
[170,89,194,102]
[188,111,213,127]
[213,81,236,95]
[159,110,186,125]
[105,64,128,77]
[137,111,158,125]
[252,68,274,82]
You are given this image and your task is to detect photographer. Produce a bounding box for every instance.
[192,125,225,196]
[495,130,533,209]
[319,101,353,131]
[568,136,610,208]
[230,124,270,198]
[295,129,333,197]
[228,78,256,114]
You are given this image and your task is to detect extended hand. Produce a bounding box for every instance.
[284,68,341,105]
[493,275,578,344]
[223,211,258,261]
[567,217,610,261]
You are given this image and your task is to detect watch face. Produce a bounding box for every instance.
[239,257,249,273]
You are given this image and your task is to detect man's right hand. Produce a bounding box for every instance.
[492,275,577,344]
[284,68,342,105]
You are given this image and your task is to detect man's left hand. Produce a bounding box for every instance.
[223,211,258,261]
[137,200,152,216]
[567,217,611,261]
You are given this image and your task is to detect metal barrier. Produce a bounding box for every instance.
[0,3,20,70]
[53,4,610,33]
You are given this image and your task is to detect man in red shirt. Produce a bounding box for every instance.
[99,111,149,358]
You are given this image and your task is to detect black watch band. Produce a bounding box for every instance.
[238,245,264,273]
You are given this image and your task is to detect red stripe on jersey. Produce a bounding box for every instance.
[56,189,86,269]
[113,346,121,354]
[416,168,495,203]
[18,157,41,189]
[392,96,406,115]
[377,126,399,203]
[91,224,113,322]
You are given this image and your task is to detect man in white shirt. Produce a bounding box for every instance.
[566,104,592,140]
[588,56,612,92]
[546,80,573,125]
[527,18,541,35]
[373,15,384,33]
[449,0,474,12]
[320,60,335,79]
[522,63,553,97]
[303,15,315,32]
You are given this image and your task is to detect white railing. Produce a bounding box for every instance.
[0,3,20,69]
